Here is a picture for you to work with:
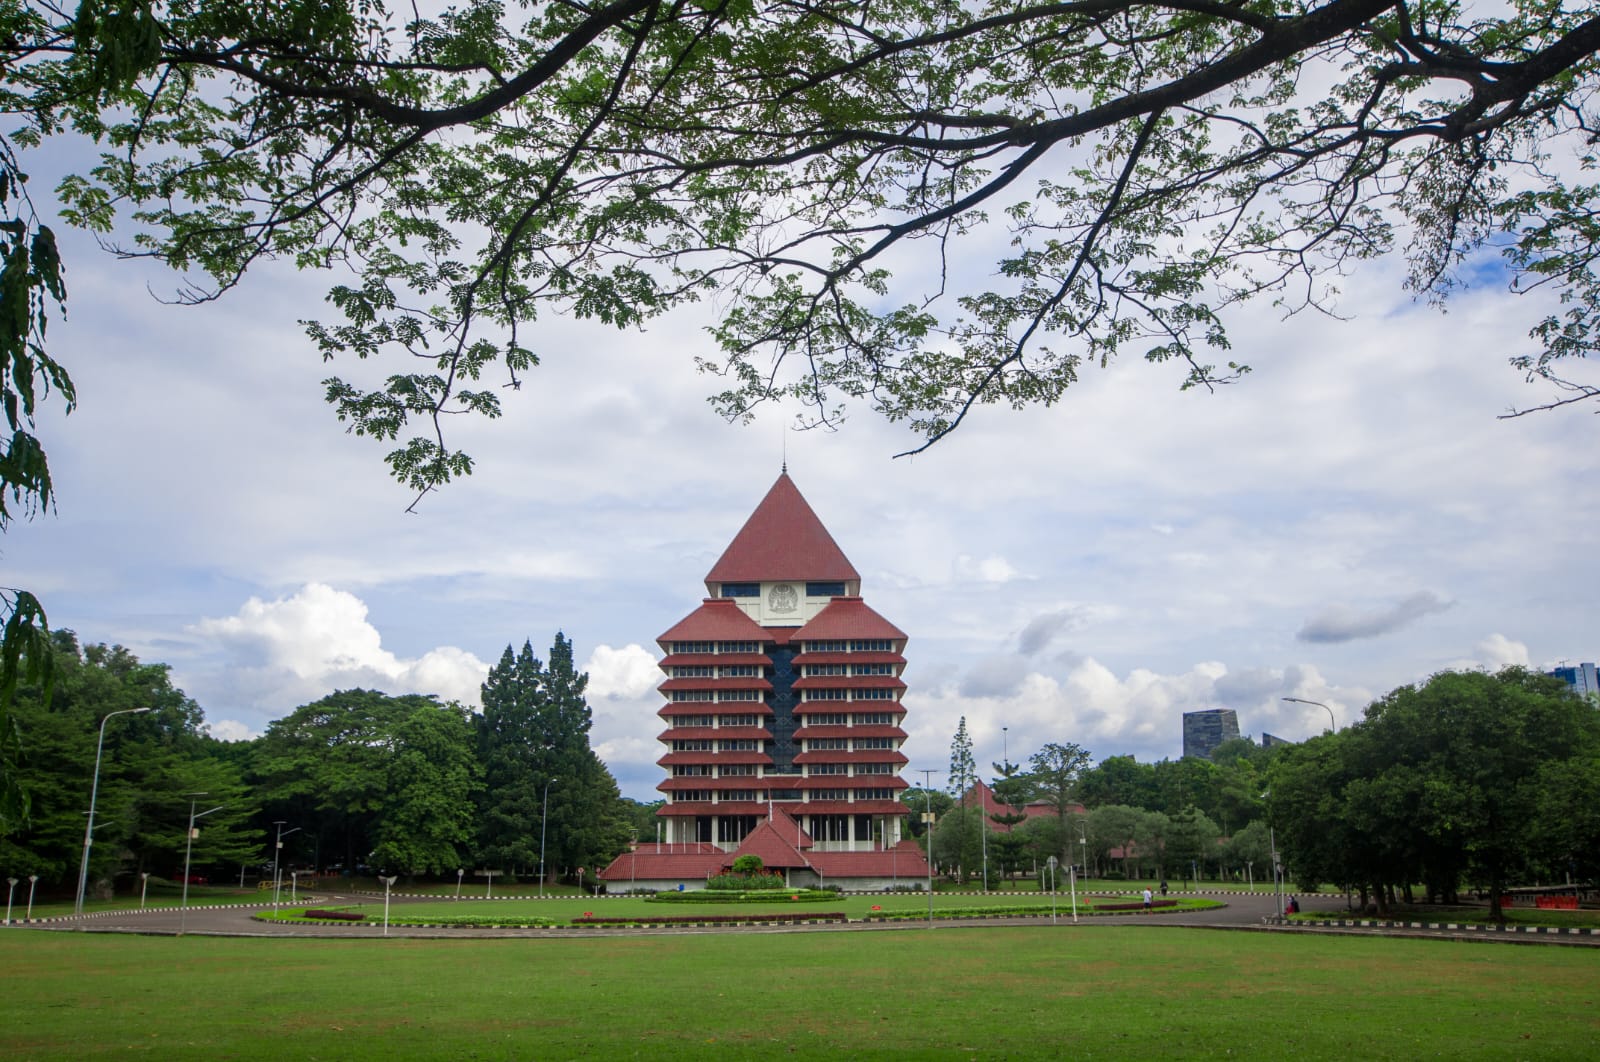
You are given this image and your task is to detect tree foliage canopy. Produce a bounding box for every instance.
[1269,667,1600,916]
[0,0,1594,510]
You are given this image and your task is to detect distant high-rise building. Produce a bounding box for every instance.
[1260,732,1294,749]
[1182,708,1240,760]
[1548,662,1598,701]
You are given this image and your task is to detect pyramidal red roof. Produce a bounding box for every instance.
[732,817,812,868]
[793,597,907,642]
[657,598,771,645]
[705,473,860,585]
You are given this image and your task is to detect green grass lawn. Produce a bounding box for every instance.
[258,891,1219,925]
[2,928,1595,1060]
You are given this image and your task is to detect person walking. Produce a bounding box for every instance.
[1142,886,1153,911]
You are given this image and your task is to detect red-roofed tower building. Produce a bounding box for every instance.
[654,471,911,858]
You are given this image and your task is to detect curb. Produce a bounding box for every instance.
[1282,917,1600,937]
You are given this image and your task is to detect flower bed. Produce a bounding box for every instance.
[303,909,366,921]
[1094,899,1180,912]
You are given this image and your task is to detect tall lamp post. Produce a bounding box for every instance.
[539,775,558,898]
[917,768,939,924]
[1282,697,1336,734]
[272,822,302,914]
[180,795,225,936]
[1262,788,1284,919]
[75,706,151,914]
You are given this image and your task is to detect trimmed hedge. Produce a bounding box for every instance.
[303,909,366,922]
[574,912,846,925]
[647,888,837,904]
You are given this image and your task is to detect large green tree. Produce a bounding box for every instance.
[1271,668,1599,918]
[0,632,259,892]
[252,689,479,877]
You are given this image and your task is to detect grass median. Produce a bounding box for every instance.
[253,891,1222,926]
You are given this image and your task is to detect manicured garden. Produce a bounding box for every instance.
[252,890,1223,927]
[3,928,1595,1059]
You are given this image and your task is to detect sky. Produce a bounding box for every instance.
[8,161,1598,803]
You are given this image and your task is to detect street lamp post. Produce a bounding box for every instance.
[1069,861,1078,923]
[455,867,464,900]
[917,768,939,925]
[5,877,15,925]
[75,706,151,914]
[26,875,38,919]
[139,872,150,909]
[980,791,988,893]
[1282,697,1336,734]
[180,795,225,935]
[1047,856,1058,924]
[381,875,398,935]
[539,775,559,898]
[272,822,301,915]
[1077,818,1089,878]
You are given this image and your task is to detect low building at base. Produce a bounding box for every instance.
[599,807,931,891]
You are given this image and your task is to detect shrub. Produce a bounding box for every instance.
[304,909,366,922]
[574,912,846,926]
[705,870,788,891]
[647,888,836,904]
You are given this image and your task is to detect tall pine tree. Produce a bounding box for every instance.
[476,641,552,874]
[476,634,631,885]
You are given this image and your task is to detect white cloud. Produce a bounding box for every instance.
[954,554,1021,583]
[1442,633,1533,674]
[205,719,258,742]
[584,643,662,699]
[903,656,1374,770]
[183,583,489,725]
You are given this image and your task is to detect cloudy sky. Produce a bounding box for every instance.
[8,159,1597,802]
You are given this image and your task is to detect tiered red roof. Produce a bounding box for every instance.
[957,780,1087,833]
[793,597,907,643]
[657,598,770,646]
[807,839,930,880]
[704,473,860,586]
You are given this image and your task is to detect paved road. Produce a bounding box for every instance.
[9,889,1492,942]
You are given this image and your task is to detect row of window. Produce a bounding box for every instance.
[671,737,899,752]
[673,764,763,777]
[800,688,897,701]
[806,763,895,775]
[669,641,760,655]
[801,640,896,653]
[803,663,897,676]
[800,712,898,726]
[670,639,894,655]
[669,714,761,729]
[804,737,898,750]
[672,789,898,803]
[670,664,762,678]
[718,582,848,598]
[670,689,763,702]
[677,763,895,777]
